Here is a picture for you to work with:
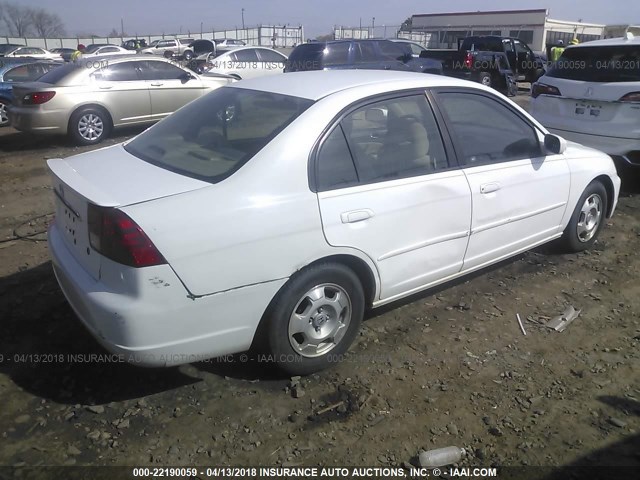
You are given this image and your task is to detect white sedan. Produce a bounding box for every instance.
[203,46,287,80]
[47,71,620,375]
[2,46,61,60]
[81,45,132,57]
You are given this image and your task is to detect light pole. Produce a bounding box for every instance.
[242,8,245,29]
[372,17,375,37]
[200,22,203,38]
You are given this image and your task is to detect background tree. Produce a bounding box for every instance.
[315,32,333,42]
[400,17,412,31]
[31,7,65,37]
[2,2,33,37]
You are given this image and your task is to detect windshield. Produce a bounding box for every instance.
[124,87,314,183]
[547,45,640,82]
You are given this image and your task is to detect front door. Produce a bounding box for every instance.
[91,61,151,125]
[315,93,472,301]
[140,60,204,120]
[433,89,571,271]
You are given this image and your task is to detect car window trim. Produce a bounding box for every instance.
[309,88,460,193]
[429,86,545,168]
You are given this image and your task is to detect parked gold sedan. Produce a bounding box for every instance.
[9,55,233,145]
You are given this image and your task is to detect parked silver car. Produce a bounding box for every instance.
[139,39,196,59]
[203,47,287,80]
[9,55,233,145]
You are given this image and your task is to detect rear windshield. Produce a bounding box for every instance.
[124,87,314,183]
[37,63,79,84]
[547,45,640,82]
[461,37,503,52]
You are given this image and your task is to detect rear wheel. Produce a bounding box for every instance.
[478,71,492,87]
[68,107,111,146]
[0,99,9,127]
[557,180,608,252]
[266,263,364,375]
[183,50,193,61]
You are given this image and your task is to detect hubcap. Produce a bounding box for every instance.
[481,76,491,86]
[78,113,104,141]
[288,283,352,358]
[0,101,8,126]
[576,193,602,242]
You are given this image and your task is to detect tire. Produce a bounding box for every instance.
[183,50,193,61]
[557,180,608,253]
[478,71,492,88]
[68,107,111,146]
[0,98,9,127]
[266,263,365,375]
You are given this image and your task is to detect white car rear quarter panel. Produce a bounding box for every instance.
[50,223,286,365]
[124,93,386,298]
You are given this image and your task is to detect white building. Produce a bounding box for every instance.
[406,8,634,52]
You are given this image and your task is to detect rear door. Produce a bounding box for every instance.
[315,92,471,301]
[433,88,570,271]
[91,61,151,125]
[140,60,205,120]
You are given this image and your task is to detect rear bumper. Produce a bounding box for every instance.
[9,105,68,134]
[546,126,640,158]
[49,223,286,367]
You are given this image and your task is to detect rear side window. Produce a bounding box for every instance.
[323,43,350,64]
[93,62,140,81]
[437,92,541,165]
[286,43,325,70]
[124,87,314,183]
[234,49,259,62]
[355,42,377,63]
[4,64,38,82]
[548,45,640,82]
[317,126,359,190]
[378,41,405,60]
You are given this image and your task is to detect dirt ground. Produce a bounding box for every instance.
[0,92,638,475]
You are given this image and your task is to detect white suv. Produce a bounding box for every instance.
[530,34,640,167]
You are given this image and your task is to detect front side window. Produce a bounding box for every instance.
[124,87,313,183]
[436,92,541,165]
[355,42,377,63]
[140,61,186,80]
[340,94,449,183]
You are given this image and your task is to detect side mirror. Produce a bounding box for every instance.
[543,133,567,155]
[180,72,194,82]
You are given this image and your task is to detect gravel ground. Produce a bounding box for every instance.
[0,90,638,474]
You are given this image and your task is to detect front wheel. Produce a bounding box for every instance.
[557,180,608,252]
[266,263,365,375]
[183,50,193,61]
[68,107,111,146]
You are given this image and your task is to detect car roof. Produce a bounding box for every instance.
[566,35,640,48]
[0,59,58,74]
[228,69,480,101]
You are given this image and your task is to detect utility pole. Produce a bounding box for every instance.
[242,8,245,29]
[120,18,124,37]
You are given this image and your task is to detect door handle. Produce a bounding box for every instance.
[480,182,501,194]
[340,209,374,224]
[98,85,113,89]
[150,82,163,86]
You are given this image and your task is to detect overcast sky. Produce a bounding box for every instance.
[10,0,639,38]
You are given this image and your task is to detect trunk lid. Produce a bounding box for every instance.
[48,144,210,279]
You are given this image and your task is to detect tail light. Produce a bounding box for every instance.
[22,91,56,105]
[463,52,473,69]
[531,83,561,99]
[87,205,166,268]
[619,92,640,102]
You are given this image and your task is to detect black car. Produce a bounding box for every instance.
[122,39,148,50]
[285,39,442,75]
